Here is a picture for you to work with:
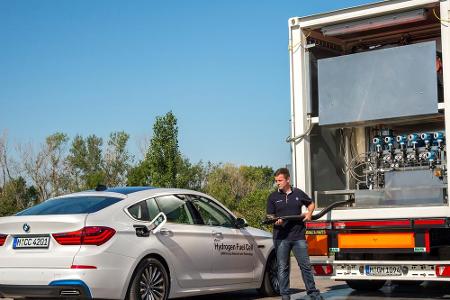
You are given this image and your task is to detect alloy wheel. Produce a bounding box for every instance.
[139,263,166,300]
[269,257,280,293]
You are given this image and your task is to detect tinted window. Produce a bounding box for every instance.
[156,195,193,225]
[146,198,160,220]
[128,201,150,221]
[190,196,235,227]
[16,196,122,216]
[127,198,160,221]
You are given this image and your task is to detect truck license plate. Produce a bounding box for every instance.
[365,265,402,276]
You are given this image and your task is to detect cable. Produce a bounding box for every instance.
[433,8,450,27]
[286,117,315,143]
[349,152,371,184]
[288,31,312,53]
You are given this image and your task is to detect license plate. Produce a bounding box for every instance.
[365,265,402,276]
[13,236,50,249]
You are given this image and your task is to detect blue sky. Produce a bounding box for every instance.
[0,0,374,168]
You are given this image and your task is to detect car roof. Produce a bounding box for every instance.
[54,186,206,199]
[45,186,237,219]
[50,186,156,200]
[93,186,204,197]
[100,186,156,195]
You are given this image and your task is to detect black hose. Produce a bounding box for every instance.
[261,198,354,225]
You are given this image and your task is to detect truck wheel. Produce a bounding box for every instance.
[258,254,280,296]
[128,257,169,300]
[346,280,386,291]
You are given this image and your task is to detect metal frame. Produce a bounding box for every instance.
[288,0,450,219]
[288,21,312,193]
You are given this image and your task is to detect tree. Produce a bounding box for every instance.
[236,189,272,229]
[46,133,69,195]
[0,177,37,216]
[20,132,69,202]
[204,164,244,210]
[0,131,14,189]
[104,131,132,186]
[67,134,105,190]
[128,111,184,188]
[128,111,210,190]
[84,135,105,188]
[127,160,151,186]
[176,159,211,191]
[146,111,180,187]
[240,165,274,190]
[204,164,274,212]
[66,135,88,191]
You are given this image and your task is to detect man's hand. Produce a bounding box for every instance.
[303,202,315,222]
[266,214,284,226]
[275,218,284,225]
[302,212,312,222]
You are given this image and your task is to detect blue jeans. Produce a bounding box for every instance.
[274,239,320,297]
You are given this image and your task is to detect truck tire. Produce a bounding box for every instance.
[258,254,280,296]
[346,279,386,291]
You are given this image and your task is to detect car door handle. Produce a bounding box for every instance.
[212,231,223,238]
[159,228,172,236]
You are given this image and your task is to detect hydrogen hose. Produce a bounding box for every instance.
[261,198,354,225]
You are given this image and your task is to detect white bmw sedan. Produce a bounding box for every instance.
[0,187,278,299]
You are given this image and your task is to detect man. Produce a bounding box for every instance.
[267,168,322,300]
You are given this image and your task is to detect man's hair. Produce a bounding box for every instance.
[274,168,290,178]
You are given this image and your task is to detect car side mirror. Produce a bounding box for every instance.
[235,217,248,229]
[148,212,167,234]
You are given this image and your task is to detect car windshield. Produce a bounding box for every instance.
[16,196,123,216]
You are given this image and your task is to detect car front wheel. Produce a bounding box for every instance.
[258,254,279,296]
[128,257,169,300]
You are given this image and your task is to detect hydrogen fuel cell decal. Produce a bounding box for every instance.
[214,240,255,256]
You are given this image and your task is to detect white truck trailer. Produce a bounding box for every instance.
[288,0,450,290]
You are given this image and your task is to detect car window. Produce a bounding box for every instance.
[127,198,160,221]
[128,200,149,221]
[189,196,235,228]
[146,198,160,220]
[155,195,194,225]
[16,196,122,216]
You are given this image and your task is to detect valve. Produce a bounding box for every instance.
[420,133,434,148]
[434,131,445,148]
[384,136,395,151]
[373,137,383,152]
[396,135,408,149]
[408,133,422,149]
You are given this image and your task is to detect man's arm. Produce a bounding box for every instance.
[302,201,315,222]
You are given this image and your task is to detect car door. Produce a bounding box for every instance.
[154,194,216,288]
[189,195,256,285]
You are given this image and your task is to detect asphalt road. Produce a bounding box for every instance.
[180,258,450,300]
[3,258,450,299]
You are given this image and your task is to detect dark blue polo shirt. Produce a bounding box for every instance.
[266,187,313,240]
